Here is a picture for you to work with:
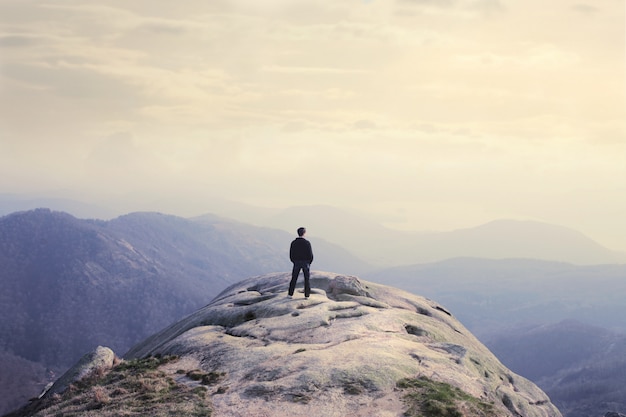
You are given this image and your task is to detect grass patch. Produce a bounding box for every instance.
[397,376,496,417]
[186,370,226,386]
[7,356,213,417]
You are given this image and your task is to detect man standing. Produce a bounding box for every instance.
[288,227,314,298]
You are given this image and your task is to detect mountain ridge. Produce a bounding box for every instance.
[262,207,626,265]
[2,195,624,265]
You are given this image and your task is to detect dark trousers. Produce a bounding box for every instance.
[289,261,311,297]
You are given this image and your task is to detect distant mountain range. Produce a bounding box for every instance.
[365,258,626,338]
[258,206,626,265]
[2,196,625,266]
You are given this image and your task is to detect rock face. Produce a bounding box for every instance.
[126,272,562,417]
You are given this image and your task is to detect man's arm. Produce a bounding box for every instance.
[308,241,314,264]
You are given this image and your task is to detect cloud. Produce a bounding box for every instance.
[86,132,139,168]
[571,3,599,15]
[453,44,580,70]
[467,0,505,13]
[135,21,189,35]
[398,0,504,13]
[353,119,378,130]
[261,65,371,75]
[399,0,457,7]
[0,35,41,48]
[2,62,137,101]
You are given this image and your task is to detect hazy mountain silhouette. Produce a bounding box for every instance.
[365,258,626,338]
[0,208,369,414]
[3,196,623,265]
[210,204,626,266]
[0,194,118,220]
[406,218,626,265]
[488,320,626,417]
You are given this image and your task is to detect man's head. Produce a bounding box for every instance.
[297,227,306,237]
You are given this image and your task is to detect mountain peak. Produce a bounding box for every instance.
[121,272,561,417]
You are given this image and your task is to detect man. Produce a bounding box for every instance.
[288,227,314,299]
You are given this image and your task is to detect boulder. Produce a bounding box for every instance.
[43,346,115,398]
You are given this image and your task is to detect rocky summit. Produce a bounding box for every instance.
[122,272,561,417]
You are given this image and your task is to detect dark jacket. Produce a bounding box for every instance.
[290,237,314,263]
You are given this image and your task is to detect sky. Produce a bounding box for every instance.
[0,0,625,250]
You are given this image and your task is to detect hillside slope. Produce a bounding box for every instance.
[489,320,626,417]
[0,209,247,370]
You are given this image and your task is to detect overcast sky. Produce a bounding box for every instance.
[1,0,625,249]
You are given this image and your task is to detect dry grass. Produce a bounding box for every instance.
[7,356,213,417]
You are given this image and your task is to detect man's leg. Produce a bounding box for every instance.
[288,263,301,296]
[303,263,311,298]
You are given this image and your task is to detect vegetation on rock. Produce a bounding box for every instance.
[398,376,496,417]
[5,356,214,417]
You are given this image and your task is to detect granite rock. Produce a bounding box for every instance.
[126,272,562,417]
